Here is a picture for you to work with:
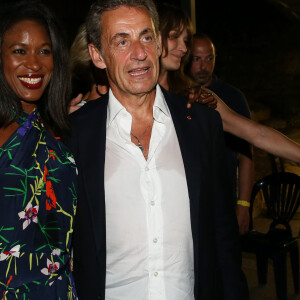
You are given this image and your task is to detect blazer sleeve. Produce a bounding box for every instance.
[211,114,249,300]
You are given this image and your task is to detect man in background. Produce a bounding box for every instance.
[187,33,254,235]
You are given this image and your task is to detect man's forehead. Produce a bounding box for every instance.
[193,39,215,54]
[101,6,155,37]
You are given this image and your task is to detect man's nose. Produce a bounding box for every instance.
[131,41,147,60]
[199,60,207,70]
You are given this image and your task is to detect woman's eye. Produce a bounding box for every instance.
[13,49,25,54]
[40,49,52,55]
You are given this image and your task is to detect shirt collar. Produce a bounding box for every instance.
[106,85,171,128]
[106,89,126,128]
[153,85,171,123]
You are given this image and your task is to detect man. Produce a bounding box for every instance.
[68,1,248,299]
[187,33,254,235]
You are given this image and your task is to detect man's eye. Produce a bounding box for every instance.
[118,40,126,46]
[13,49,25,54]
[192,57,199,62]
[143,35,153,42]
[207,56,214,61]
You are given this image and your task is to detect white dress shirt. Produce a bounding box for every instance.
[104,85,194,300]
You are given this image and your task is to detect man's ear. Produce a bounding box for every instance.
[157,32,162,57]
[88,44,106,69]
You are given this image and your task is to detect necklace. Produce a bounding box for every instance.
[131,118,154,152]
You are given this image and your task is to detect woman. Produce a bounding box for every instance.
[70,24,108,102]
[157,3,300,164]
[158,3,254,236]
[0,1,77,299]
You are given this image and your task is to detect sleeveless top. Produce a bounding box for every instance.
[0,109,77,299]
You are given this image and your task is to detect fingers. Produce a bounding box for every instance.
[186,88,197,108]
[70,93,83,106]
[68,93,84,115]
[186,87,218,110]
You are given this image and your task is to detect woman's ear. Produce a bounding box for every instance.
[88,44,106,69]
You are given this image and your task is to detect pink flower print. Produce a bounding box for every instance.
[41,259,60,275]
[18,203,39,230]
[51,249,61,256]
[41,259,62,285]
[0,245,20,261]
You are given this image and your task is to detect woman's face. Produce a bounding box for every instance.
[161,27,188,72]
[1,19,53,110]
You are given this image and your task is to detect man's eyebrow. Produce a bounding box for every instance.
[139,28,154,37]
[111,32,130,42]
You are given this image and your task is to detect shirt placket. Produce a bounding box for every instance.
[145,120,166,300]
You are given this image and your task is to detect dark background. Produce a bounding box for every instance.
[1,0,300,121]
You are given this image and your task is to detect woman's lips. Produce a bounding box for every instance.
[18,75,44,89]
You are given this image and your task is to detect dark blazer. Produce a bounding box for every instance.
[67,87,249,300]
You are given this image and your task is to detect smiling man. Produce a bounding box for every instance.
[68,1,249,299]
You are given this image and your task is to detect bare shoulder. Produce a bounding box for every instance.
[0,122,19,148]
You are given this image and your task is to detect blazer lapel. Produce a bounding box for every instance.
[78,96,108,255]
[162,89,205,254]
[163,89,202,202]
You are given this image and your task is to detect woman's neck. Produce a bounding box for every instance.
[21,101,37,114]
[158,68,169,91]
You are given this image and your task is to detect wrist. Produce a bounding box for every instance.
[237,200,250,207]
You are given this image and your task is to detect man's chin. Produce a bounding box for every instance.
[195,77,210,86]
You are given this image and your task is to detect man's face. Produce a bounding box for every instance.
[90,6,161,99]
[189,38,215,86]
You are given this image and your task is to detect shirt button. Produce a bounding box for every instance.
[153,238,158,243]
[151,201,155,206]
[145,166,149,171]
[154,272,158,277]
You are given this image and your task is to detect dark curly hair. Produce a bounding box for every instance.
[0,0,71,135]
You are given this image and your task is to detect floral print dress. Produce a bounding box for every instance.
[0,110,77,299]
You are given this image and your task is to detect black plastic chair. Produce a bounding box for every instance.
[241,172,300,300]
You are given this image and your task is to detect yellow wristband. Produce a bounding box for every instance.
[237,200,250,207]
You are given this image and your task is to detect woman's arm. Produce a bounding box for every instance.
[216,96,300,163]
[186,86,300,163]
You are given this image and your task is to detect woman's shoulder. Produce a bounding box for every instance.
[0,122,19,148]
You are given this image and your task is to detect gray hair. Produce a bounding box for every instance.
[85,0,159,51]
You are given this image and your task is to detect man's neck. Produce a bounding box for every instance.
[110,87,156,119]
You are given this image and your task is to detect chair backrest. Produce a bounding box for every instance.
[249,172,300,237]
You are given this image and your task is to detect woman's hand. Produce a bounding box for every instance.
[187,86,217,109]
[68,93,85,114]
